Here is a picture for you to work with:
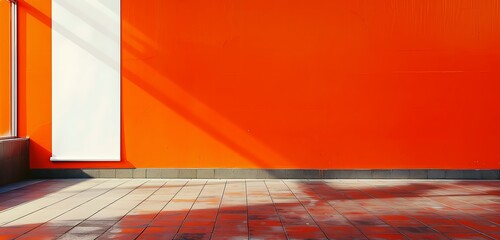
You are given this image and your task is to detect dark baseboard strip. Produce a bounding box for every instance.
[30,168,500,180]
[0,138,30,186]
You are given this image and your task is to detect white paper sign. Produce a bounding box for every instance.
[51,0,120,161]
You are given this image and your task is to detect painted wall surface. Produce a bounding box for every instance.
[17,0,500,169]
[0,1,11,137]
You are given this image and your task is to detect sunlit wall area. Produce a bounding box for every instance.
[16,0,500,170]
[0,1,11,138]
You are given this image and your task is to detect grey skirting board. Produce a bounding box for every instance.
[30,168,499,180]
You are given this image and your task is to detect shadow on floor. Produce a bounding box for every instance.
[0,179,498,240]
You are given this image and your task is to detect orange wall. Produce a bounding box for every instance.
[19,0,500,169]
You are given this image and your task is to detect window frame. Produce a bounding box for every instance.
[11,0,17,137]
[1,0,17,139]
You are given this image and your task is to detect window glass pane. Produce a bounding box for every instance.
[0,1,11,137]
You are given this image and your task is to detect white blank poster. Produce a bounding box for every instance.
[51,0,120,161]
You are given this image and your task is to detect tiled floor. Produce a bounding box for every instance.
[0,179,498,240]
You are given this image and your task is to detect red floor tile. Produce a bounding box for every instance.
[358,225,399,234]
[365,233,408,240]
[445,233,494,240]
[0,179,497,240]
